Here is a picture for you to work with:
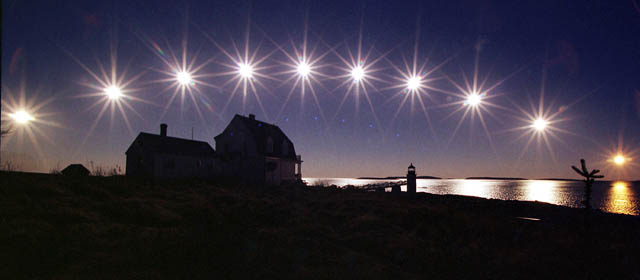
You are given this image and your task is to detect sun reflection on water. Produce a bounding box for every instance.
[605,181,635,215]
[524,180,558,204]
[454,180,491,198]
[303,178,639,215]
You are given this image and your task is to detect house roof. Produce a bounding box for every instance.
[215,114,297,160]
[126,132,215,157]
[61,164,90,175]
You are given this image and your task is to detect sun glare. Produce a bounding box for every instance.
[104,86,123,100]
[10,110,35,124]
[297,61,311,77]
[407,76,421,91]
[176,71,192,85]
[533,118,547,131]
[614,155,626,166]
[238,63,254,79]
[465,93,482,106]
[351,66,365,82]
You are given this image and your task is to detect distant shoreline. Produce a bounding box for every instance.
[356,176,583,181]
[357,175,441,180]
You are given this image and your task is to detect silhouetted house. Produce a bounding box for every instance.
[61,164,90,176]
[125,124,216,178]
[214,114,302,185]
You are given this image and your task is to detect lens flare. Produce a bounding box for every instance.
[10,110,35,124]
[614,155,626,165]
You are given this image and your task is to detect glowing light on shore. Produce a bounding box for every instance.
[296,60,311,78]
[238,63,254,79]
[104,86,123,100]
[10,110,35,124]
[533,118,548,131]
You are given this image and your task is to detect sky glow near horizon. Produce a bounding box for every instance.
[1,0,640,180]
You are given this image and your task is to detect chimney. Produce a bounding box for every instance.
[249,114,255,120]
[160,123,167,137]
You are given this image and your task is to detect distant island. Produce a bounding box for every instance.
[358,176,594,182]
[465,177,527,180]
[466,177,580,181]
[535,178,581,182]
[358,175,441,180]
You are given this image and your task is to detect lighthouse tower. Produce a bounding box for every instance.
[407,163,416,193]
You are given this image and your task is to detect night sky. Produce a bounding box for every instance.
[2,0,640,180]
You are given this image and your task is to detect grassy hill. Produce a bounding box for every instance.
[1,171,639,279]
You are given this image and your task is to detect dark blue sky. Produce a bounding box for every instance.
[2,0,640,179]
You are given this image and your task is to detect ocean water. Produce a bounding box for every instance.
[304,178,640,216]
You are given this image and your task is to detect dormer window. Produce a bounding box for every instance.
[266,137,274,153]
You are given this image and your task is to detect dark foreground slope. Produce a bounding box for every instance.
[1,172,639,279]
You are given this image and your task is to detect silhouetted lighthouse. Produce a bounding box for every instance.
[407,163,416,193]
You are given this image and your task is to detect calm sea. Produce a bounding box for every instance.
[304,178,640,216]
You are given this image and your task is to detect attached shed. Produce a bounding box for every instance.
[125,124,217,178]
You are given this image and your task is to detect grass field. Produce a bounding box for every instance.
[1,171,639,279]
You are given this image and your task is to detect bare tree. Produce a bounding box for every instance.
[0,121,13,166]
[1,120,12,137]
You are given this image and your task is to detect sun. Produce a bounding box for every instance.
[406,76,422,91]
[296,61,311,78]
[533,118,547,131]
[176,71,192,85]
[9,110,35,124]
[351,66,365,82]
[104,86,123,100]
[238,63,254,79]
[465,93,482,106]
